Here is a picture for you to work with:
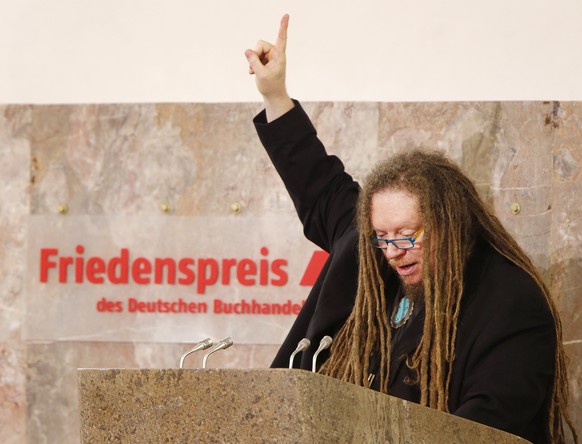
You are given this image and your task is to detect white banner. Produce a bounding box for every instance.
[25,215,328,344]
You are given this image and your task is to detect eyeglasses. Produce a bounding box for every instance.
[370,227,424,250]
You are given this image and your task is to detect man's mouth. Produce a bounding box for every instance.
[392,262,417,276]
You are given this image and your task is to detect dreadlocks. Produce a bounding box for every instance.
[319,149,577,443]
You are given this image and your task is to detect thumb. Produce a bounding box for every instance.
[245,49,262,75]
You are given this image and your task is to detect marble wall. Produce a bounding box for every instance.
[0,101,580,442]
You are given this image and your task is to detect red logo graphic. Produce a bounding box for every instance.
[299,251,329,286]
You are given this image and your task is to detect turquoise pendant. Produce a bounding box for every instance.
[391,296,414,328]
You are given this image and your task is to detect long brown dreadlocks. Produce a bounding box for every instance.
[319,149,577,443]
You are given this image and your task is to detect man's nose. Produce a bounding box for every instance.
[383,243,405,260]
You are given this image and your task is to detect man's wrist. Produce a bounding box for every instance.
[264,94,294,122]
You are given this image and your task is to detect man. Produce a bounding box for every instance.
[245,14,576,443]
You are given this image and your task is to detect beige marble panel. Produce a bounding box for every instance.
[0,101,579,442]
[549,102,582,437]
[0,105,31,444]
[302,102,381,183]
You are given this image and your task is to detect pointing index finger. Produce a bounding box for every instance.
[275,14,289,52]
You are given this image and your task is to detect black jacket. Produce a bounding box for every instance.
[254,102,555,443]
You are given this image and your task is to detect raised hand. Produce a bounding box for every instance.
[245,14,294,121]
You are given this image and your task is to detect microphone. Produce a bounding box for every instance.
[288,338,311,369]
[179,338,213,369]
[311,335,332,372]
[202,337,234,369]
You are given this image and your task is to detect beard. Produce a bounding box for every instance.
[401,279,424,303]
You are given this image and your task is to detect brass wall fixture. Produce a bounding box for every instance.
[57,203,69,214]
[230,202,242,215]
[510,203,521,215]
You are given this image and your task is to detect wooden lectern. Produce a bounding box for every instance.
[77,368,529,443]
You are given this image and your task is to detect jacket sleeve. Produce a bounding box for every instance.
[253,101,360,252]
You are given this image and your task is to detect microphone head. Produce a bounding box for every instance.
[320,335,332,349]
[198,338,214,350]
[220,337,234,349]
[297,338,311,351]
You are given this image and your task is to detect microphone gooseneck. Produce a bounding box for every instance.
[311,335,332,372]
[202,337,234,369]
[179,338,214,369]
[288,338,311,369]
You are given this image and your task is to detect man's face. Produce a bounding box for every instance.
[370,189,425,289]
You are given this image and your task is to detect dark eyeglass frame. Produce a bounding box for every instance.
[370,227,424,250]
